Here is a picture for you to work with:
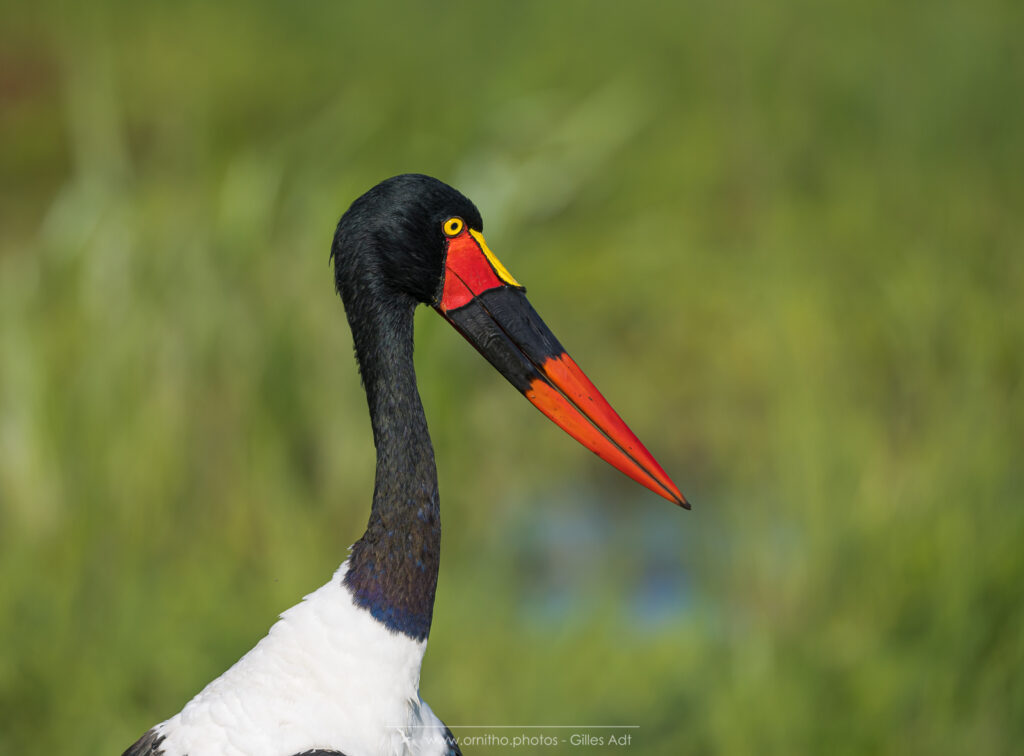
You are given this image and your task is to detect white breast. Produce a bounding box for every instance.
[150,562,452,756]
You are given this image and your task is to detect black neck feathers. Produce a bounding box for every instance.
[332,174,483,641]
[341,291,440,641]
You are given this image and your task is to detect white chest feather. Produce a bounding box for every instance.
[151,562,451,756]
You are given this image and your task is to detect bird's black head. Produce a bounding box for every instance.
[332,174,483,309]
[332,173,689,516]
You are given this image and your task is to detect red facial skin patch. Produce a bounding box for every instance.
[439,230,516,313]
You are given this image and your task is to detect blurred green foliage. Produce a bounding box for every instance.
[1,1,1022,753]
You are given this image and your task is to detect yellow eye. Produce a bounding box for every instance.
[443,217,464,237]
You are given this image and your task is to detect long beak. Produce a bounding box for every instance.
[434,228,688,508]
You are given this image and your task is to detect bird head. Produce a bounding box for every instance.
[332,174,687,507]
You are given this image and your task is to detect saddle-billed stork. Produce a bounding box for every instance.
[123,174,687,756]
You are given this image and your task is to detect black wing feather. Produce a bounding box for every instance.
[121,729,165,756]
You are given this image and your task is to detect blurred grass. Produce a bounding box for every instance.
[1,0,1022,753]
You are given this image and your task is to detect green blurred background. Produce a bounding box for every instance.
[1,1,1022,753]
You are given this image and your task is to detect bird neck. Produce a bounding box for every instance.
[343,295,440,642]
